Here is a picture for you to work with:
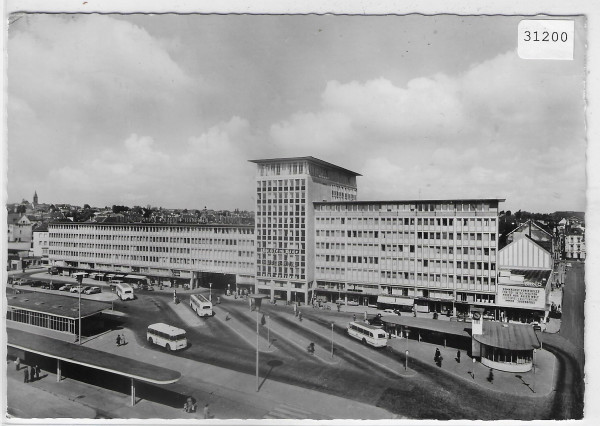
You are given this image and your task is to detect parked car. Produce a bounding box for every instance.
[29,280,44,287]
[59,284,73,291]
[49,267,60,275]
[347,300,360,306]
[85,286,101,295]
[141,284,154,291]
[335,299,346,305]
[382,309,401,316]
[81,286,92,293]
[70,286,83,293]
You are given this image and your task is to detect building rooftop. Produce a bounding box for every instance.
[473,321,540,351]
[249,156,362,177]
[7,292,110,319]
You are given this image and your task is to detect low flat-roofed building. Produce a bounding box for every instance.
[6,292,110,335]
[472,320,540,373]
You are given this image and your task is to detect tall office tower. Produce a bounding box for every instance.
[249,157,360,303]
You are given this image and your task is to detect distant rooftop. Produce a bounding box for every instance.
[249,156,361,177]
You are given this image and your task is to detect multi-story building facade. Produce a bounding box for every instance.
[565,231,585,260]
[48,222,255,289]
[31,223,50,265]
[45,156,560,321]
[313,199,503,317]
[249,157,359,304]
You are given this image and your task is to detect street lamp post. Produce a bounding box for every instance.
[404,328,411,371]
[331,322,334,358]
[533,349,537,393]
[249,294,268,392]
[209,282,212,301]
[73,272,86,345]
[267,315,271,348]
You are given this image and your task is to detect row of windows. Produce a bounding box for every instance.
[315,201,497,212]
[257,177,307,188]
[7,308,76,334]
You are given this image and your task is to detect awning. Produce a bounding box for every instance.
[377,296,414,306]
[106,274,116,278]
[53,261,68,267]
[126,275,147,280]
[115,274,126,278]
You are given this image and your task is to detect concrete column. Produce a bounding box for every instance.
[270,287,274,302]
[131,378,136,406]
[286,288,291,302]
[56,359,61,382]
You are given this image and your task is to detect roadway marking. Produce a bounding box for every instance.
[264,403,320,419]
[295,316,412,376]
[212,305,277,353]
[161,297,207,328]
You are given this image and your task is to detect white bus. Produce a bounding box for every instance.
[115,282,134,300]
[347,321,388,348]
[190,293,214,317]
[147,323,188,351]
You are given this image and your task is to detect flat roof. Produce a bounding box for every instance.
[7,292,109,319]
[249,156,362,177]
[314,198,505,205]
[380,315,472,338]
[7,329,181,384]
[473,321,540,351]
[498,268,552,287]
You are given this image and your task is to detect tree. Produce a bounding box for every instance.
[83,204,91,210]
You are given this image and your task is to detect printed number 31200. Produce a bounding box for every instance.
[523,31,568,42]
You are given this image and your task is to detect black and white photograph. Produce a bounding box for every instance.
[3,1,598,423]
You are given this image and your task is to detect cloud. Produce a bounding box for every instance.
[269,49,586,212]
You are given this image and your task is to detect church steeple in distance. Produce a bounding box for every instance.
[33,190,38,206]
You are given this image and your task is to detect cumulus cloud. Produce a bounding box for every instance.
[269,49,586,212]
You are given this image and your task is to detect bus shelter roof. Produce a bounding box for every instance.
[7,329,181,384]
[473,321,541,350]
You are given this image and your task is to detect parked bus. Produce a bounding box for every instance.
[115,282,134,301]
[347,321,388,348]
[147,323,188,351]
[190,293,214,317]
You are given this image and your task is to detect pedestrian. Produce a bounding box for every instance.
[24,367,29,383]
[435,348,441,362]
[116,334,121,347]
[456,350,461,363]
[298,311,302,321]
[120,334,126,345]
[35,365,40,380]
[217,296,221,304]
[30,365,36,382]
[353,314,356,322]
[203,403,210,419]
[15,357,20,371]
[225,312,230,321]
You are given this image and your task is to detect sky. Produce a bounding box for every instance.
[6,14,587,213]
